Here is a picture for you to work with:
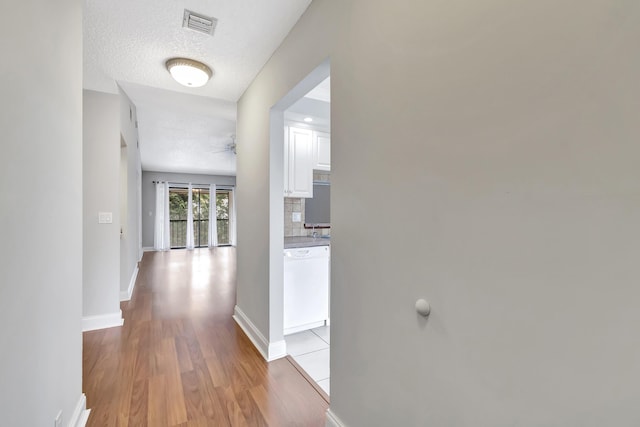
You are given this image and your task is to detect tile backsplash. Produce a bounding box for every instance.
[284,172,330,237]
[313,172,331,182]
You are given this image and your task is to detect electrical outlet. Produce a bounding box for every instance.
[54,410,62,427]
[292,212,302,222]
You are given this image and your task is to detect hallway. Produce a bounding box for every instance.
[83,248,328,426]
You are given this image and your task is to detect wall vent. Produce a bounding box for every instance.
[183,10,217,36]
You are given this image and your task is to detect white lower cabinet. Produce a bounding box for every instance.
[283,246,330,335]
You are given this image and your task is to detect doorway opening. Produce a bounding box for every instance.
[269,58,331,396]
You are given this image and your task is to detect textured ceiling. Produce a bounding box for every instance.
[84,0,313,176]
[84,0,313,101]
[120,82,237,175]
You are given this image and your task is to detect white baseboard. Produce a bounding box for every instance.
[284,320,326,335]
[82,310,124,332]
[120,264,139,301]
[68,393,90,427]
[269,338,287,360]
[233,305,287,362]
[142,246,155,252]
[326,409,346,427]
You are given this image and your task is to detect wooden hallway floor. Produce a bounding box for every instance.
[83,248,329,426]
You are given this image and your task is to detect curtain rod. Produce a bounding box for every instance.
[153,181,210,186]
[152,181,233,188]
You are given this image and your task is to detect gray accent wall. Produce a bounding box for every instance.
[0,0,83,425]
[83,90,122,319]
[141,171,236,248]
[237,1,640,426]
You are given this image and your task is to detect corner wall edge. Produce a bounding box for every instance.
[233,305,287,361]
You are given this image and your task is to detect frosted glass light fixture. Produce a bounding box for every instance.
[166,58,213,87]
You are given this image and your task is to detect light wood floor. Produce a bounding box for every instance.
[83,248,329,426]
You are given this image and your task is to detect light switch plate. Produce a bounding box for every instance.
[98,212,113,224]
[292,212,302,222]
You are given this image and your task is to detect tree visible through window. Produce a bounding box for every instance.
[192,188,209,248]
[169,188,188,248]
[169,187,231,248]
[216,191,230,245]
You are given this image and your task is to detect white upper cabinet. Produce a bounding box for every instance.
[313,131,331,171]
[285,127,313,198]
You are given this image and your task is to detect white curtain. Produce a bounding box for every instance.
[153,181,170,251]
[186,183,194,250]
[208,184,218,247]
[230,187,237,246]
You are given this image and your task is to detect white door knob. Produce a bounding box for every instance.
[415,299,431,317]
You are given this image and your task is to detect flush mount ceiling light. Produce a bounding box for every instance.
[303,117,313,122]
[166,58,213,87]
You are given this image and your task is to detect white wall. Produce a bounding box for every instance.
[237,1,640,425]
[83,90,122,327]
[119,90,142,299]
[140,171,236,248]
[0,0,84,425]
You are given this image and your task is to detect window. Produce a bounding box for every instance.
[168,186,232,248]
[216,190,230,245]
[169,187,210,248]
[192,188,210,248]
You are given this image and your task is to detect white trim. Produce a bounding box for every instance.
[269,339,287,360]
[120,264,139,301]
[82,310,124,332]
[284,320,326,336]
[233,305,287,361]
[142,246,155,252]
[325,409,347,427]
[68,393,90,427]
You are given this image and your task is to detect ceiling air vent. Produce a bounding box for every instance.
[183,9,217,36]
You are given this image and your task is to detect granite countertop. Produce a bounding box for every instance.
[284,236,331,249]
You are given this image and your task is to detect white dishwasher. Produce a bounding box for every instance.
[283,245,330,335]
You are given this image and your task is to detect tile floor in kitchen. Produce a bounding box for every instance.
[285,325,331,395]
